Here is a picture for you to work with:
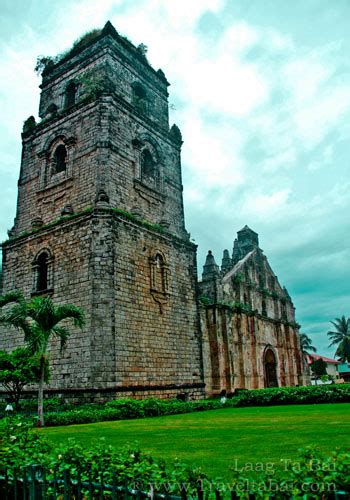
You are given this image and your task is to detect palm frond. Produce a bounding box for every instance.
[1,293,84,358]
[0,303,31,336]
[335,337,350,363]
[51,326,70,351]
[327,332,344,346]
[327,316,350,357]
[27,296,56,330]
[329,317,350,335]
[24,325,48,355]
[53,304,85,329]
[0,290,24,308]
[299,333,316,353]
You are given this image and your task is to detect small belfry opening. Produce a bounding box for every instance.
[264,348,278,388]
[132,82,147,113]
[141,149,157,185]
[65,82,77,108]
[53,145,67,173]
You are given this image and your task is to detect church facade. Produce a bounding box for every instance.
[199,226,307,393]
[0,22,307,400]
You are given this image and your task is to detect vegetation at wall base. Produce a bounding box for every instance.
[0,348,42,410]
[5,384,350,427]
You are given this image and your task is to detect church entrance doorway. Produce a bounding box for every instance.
[264,349,278,387]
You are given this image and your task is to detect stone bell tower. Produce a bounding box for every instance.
[0,22,204,400]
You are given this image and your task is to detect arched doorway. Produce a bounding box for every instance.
[264,349,278,387]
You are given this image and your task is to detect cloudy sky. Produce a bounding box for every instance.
[1,0,349,356]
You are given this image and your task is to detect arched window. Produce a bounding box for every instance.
[65,82,77,108]
[53,145,67,174]
[141,149,158,186]
[264,349,278,387]
[258,273,265,288]
[32,250,54,294]
[132,83,147,114]
[37,252,48,291]
[281,300,287,321]
[141,149,154,180]
[262,299,267,317]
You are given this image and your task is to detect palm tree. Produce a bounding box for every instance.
[0,290,23,309]
[1,293,84,426]
[299,333,317,355]
[327,316,350,363]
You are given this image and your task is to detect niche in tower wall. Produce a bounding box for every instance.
[149,252,170,313]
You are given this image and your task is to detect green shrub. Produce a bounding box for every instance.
[0,418,207,496]
[10,385,350,428]
[234,384,350,407]
[45,407,121,426]
[0,417,52,473]
[105,398,145,418]
[226,448,350,498]
[1,417,349,497]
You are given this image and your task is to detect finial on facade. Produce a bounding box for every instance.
[169,124,183,145]
[221,249,232,274]
[156,68,168,82]
[23,116,36,134]
[95,189,110,210]
[202,250,220,280]
[232,225,259,264]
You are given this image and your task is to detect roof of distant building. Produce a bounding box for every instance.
[306,353,340,365]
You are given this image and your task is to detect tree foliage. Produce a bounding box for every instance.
[310,358,328,377]
[299,333,316,354]
[328,316,350,362]
[0,349,47,410]
[0,292,84,426]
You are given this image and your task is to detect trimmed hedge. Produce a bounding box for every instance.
[233,384,350,407]
[42,385,350,427]
[44,398,224,426]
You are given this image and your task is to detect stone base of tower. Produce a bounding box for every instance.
[0,383,205,405]
[0,208,205,399]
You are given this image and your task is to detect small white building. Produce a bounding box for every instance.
[306,353,340,384]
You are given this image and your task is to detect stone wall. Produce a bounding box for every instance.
[1,214,93,389]
[14,100,101,236]
[111,217,203,393]
[199,226,309,394]
[0,208,204,401]
[201,305,305,394]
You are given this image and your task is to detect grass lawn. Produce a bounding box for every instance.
[43,403,350,479]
